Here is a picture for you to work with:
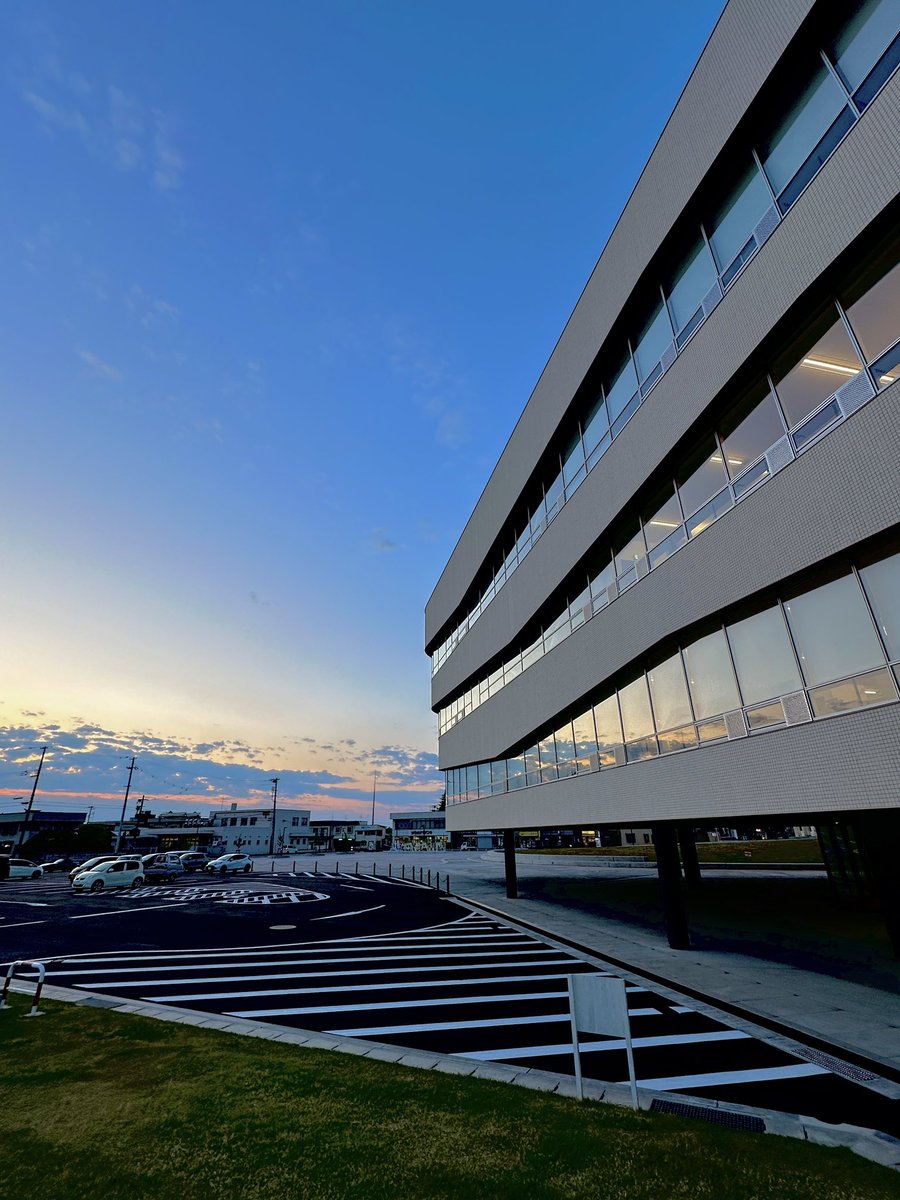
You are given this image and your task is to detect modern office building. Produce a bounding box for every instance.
[425,0,900,950]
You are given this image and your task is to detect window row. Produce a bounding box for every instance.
[446,547,900,804]
[432,0,900,677]
[437,247,900,735]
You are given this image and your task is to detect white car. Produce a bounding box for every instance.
[8,858,44,879]
[72,859,145,892]
[206,853,253,873]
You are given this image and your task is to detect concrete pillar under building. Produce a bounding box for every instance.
[653,824,690,950]
[503,830,518,899]
[856,810,900,959]
[678,826,702,889]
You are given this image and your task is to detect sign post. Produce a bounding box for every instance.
[567,974,639,1108]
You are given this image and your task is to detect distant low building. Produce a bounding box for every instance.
[310,820,360,851]
[209,805,311,854]
[390,811,448,850]
[0,810,87,853]
[353,823,390,851]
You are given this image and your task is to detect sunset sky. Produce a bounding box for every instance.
[0,1,722,822]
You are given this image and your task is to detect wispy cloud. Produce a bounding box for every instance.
[76,348,121,380]
[19,51,185,193]
[127,283,180,328]
[368,527,400,553]
[386,320,471,450]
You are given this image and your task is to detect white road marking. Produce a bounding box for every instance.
[0,919,48,930]
[145,971,594,1002]
[228,989,582,1017]
[637,1063,829,1090]
[0,899,50,907]
[49,948,563,975]
[253,1007,663,1026]
[324,1012,662,1041]
[341,885,374,892]
[455,1030,751,1060]
[77,957,580,988]
[69,902,190,920]
[311,905,386,921]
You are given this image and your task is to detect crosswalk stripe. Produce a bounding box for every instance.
[141,970,600,1002]
[454,1029,751,1060]
[638,1063,828,1090]
[77,957,583,990]
[243,1006,663,1025]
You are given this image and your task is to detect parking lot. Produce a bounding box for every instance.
[2,866,899,1137]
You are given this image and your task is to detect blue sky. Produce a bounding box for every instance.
[0,0,723,821]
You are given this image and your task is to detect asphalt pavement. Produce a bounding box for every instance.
[2,862,899,1139]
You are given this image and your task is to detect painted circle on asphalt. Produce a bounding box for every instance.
[269,924,297,930]
[121,885,330,906]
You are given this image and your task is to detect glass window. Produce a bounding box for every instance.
[844,257,900,386]
[642,486,684,554]
[677,436,729,518]
[809,667,897,717]
[604,350,639,422]
[523,745,541,787]
[572,710,598,767]
[593,694,623,765]
[618,675,655,742]
[554,721,577,770]
[726,605,802,705]
[666,239,717,342]
[507,755,525,790]
[784,574,886,686]
[490,760,507,794]
[761,66,852,210]
[538,736,558,781]
[687,487,733,538]
[860,552,900,658]
[477,762,491,795]
[746,701,786,731]
[707,163,772,281]
[582,392,610,459]
[632,302,673,386]
[562,431,586,488]
[697,716,728,742]
[683,630,740,718]
[545,473,564,521]
[658,725,698,753]
[648,652,693,730]
[719,382,785,478]
[772,311,862,428]
[589,551,616,605]
[614,522,646,583]
[832,0,900,107]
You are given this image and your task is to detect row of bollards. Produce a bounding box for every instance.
[275,857,450,895]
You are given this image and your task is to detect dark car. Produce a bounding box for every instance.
[177,852,212,873]
[43,857,78,872]
[140,853,185,882]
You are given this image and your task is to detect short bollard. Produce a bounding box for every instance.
[271,860,275,873]
[1,961,46,1017]
[435,872,440,891]
[446,874,451,895]
[292,859,296,873]
[335,861,339,875]
[314,859,318,874]
[372,861,376,876]
[401,864,405,880]
[427,869,431,886]
[355,861,359,875]
[388,863,392,878]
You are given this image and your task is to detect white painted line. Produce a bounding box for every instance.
[78,957,580,989]
[638,1063,829,1090]
[49,948,566,976]
[311,905,386,921]
[0,900,49,907]
[0,919,48,929]
[253,1007,663,1028]
[69,902,190,920]
[671,1006,695,1014]
[454,1030,751,1061]
[61,937,533,964]
[142,969,594,1002]
[340,885,374,892]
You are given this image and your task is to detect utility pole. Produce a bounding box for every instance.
[268,777,279,855]
[371,772,377,825]
[16,746,47,853]
[115,757,137,853]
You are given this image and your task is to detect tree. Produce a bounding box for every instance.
[433,792,446,812]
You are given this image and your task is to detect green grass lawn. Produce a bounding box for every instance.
[526,840,824,865]
[1,995,897,1200]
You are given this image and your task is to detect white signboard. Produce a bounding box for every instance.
[567,974,638,1107]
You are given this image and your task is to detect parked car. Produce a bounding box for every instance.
[8,858,44,880]
[69,855,118,882]
[206,853,253,873]
[177,852,212,873]
[72,859,144,892]
[140,854,185,882]
[42,857,78,872]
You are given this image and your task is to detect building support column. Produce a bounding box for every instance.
[678,826,702,889]
[503,830,518,899]
[653,825,690,949]
[857,811,900,958]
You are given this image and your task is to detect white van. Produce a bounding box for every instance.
[72,859,145,892]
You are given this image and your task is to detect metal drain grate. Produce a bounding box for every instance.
[797,1048,878,1082]
[650,1099,765,1132]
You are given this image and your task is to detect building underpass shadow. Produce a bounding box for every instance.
[519,873,900,994]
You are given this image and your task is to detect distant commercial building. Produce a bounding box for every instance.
[353,824,391,851]
[310,820,360,851]
[390,811,448,850]
[426,0,900,951]
[209,806,311,854]
[0,810,87,852]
